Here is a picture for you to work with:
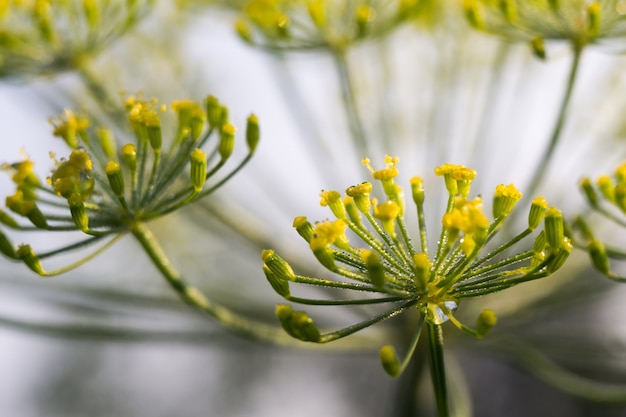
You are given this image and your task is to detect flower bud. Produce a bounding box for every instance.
[263,265,291,297]
[235,18,253,43]
[105,161,124,197]
[530,37,546,60]
[275,305,321,342]
[413,253,432,290]
[262,249,296,281]
[410,177,425,206]
[219,123,236,161]
[344,197,362,226]
[122,144,137,173]
[588,240,610,275]
[528,196,548,231]
[17,245,44,275]
[190,148,207,193]
[205,96,223,129]
[68,193,89,232]
[361,250,385,290]
[544,207,564,252]
[246,114,260,153]
[97,127,117,160]
[379,345,401,377]
[579,178,598,207]
[476,309,497,338]
[293,216,314,242]
[320,190,346,219]
[546,237,572,273]
[346,182,372,213]
[493,184,522,218]
[312,246,337,271]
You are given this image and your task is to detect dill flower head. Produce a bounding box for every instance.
[0,94,260,276]
[262,156,571,376]
[463,0,626,53]
[0,0,154,77]
[234,0,423,51]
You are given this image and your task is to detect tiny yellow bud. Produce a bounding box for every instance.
[413,253,432,289]
[546,237,572,273]
[68,193,89,232]
[246,114,260,153]
[379,345,401,377]
[190,148,207,193]
[263,264,291,297]
[476,309,497,338]
[293,216,314,242]
[346,182,373,213]
[121,144,137,173]
[205,96,223,129]
[588,240,610,275]
[530,37,546,60]
[493,184,522,218]
[17,244,44,275]
[344,196,362,226]
[544,207,564,251]
[219,123,236,161]
[235,18,254,44]
[579,178,598,207]
[320,190,346,219]
[275,305,321,342]
[97,127,117,160]
[361,250,385,290]
[105,161,124,197]
[528,196,548,231]
[262,249,296,281]
[410,177,425,206]
[597,175,615,202]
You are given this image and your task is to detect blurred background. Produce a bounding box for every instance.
[3,1,626,416]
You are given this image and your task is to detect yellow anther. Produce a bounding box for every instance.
[373,200,401,222]
[310,219,348,251]
[51,109,90,148]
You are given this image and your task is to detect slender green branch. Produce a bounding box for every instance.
[427,322,450,417]
[526,46,583,197]
[130,221,294,343]
[332,49,370,156]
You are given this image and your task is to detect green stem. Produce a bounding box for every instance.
[130,221,294,343]
[427,322,449,417]
[526,46,583,198]
[332,49,370,157]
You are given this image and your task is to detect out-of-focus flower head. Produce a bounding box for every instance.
[0,94,260,276]
[234,0,425,51]
[0,0,155,77]
[463,0,626,56]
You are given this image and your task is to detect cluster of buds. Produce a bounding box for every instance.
[463,0,626,57]
[0,0,154,77]
[262,156,571,377]
[234,0,422,51]
[577,161,626,281]
[0,94,260,277]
